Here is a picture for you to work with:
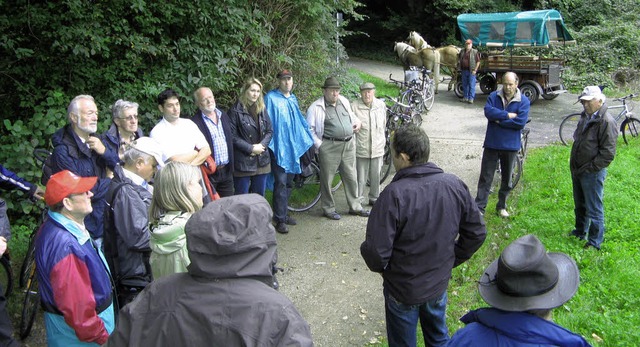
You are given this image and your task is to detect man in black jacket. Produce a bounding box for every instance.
[569,86,617,250]
[104,137,163,307]
[190,87,235,197]
[360,124,486,347]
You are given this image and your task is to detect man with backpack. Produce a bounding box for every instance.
[104,137,163,307]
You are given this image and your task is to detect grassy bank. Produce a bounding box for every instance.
[374,141,640,346]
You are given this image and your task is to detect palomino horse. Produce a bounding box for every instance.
[393,42,441,93]
[435,45,461,91]
[407,31,432,50]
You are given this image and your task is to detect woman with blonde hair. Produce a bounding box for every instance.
[228,77,273,196]
[149,161,203,279]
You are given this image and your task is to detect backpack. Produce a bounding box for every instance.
[103,181,131,283]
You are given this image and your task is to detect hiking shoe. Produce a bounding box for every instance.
[467,99,474,104]
[275,222,289,234]
[583,242,600,251]
[324,212,341,220]
[569,230,586,241]
[497,209,510,218]
[285,216,297,225]
[349,209,370,217]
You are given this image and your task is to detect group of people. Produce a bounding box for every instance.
[0,63,615,345]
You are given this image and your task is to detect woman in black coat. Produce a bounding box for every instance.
[228,77,273,196]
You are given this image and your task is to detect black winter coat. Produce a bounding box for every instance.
[228,101,273,174]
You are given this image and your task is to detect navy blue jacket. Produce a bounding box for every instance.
[448,308,591,346]
[101,123,144,166]
[50,125,117,239]
[190,109,235,177]
[483,89,530,151]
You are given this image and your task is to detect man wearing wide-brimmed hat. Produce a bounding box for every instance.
[568,86,617,251]
[307,76,369,220]
[36,170,115,346]
[448,234,591,346]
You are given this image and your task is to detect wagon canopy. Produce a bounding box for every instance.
[457,9,575,48]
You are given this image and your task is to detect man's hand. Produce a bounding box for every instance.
[507,112,517,119]
[87,136,107,155]
[0,237,7,256]
[32,186,45,200]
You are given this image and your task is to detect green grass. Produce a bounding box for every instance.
[371,141,640,346]
[349,69,401,101]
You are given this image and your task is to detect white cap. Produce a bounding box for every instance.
[579,86,606,103]
[128,137,165,167]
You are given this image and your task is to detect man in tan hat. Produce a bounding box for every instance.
[36,170,115,346]
[351,82,387,206]
[568,86,617,250]
[448,234,590,346]
[103,137,164,307]
[306,76,369,220]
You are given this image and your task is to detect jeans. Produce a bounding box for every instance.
[384,289,449,347]
[461,70,477,101]
[475,148,518,212]
[572,169,607,249]
[234,174,268,196]
[271,156,294,223]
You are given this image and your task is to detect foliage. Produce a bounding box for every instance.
[0,0,362,223]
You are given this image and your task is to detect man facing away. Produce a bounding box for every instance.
[264,69,314,234]
[106,194,313,346]
[150,89,211,166]
[190,87,235,198]
[306,76,369,220]
[351,82,387,206]
[103,137,163,308]
[568,86,617,250]
[448,234,591,346]
[36,170,115,346]
[475,72,529,218]
[361,124,486,347]
[49,95,120,247]
[457,38,481,104]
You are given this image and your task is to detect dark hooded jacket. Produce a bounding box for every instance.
[101,123,144,165]
[570,104,617,175]
[360,162,486,305]
[448,308,591,347]
[107,194,313,347]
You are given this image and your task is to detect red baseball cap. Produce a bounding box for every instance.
[44,170,97,207]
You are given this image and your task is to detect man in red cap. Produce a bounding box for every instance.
[36,170,115,346]
[457,39,481,104]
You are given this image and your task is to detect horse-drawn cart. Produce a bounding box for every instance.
[454,9,575,104]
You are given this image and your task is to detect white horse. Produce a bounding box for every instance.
[394,42,441,93]
[408,31,433,50]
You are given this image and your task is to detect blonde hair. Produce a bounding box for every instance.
[238,77,265,115]
[150,162,202,222]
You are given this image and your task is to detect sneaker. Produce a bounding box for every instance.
[348,209,371,217]
[324,211,341,220]
[569,230,586,241]
[498,209,510,218]
[467,99,474,104]
[275,222,289,234]
[285,216,297,226]
[583,242,600,251]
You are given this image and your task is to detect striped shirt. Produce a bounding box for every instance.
[202,110,230,166]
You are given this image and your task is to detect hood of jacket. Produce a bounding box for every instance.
[392,161,445,182]
[185,194,277,280]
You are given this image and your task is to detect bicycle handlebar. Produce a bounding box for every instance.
[33,148,51,166]
[613,94,636,102]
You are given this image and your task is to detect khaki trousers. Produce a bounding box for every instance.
[318,139,362,214]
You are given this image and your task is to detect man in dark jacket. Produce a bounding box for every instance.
[448,234,591,346]
[104,137,163,307]
[49,95,120,247]
[107,194,313,346]
[475,72,530,218]
[569,86,617,250]
[360,124,486,347]
[191,87,235,197]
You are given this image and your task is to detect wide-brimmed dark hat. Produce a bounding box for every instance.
[478,234,579,311]
[321,77,341,89]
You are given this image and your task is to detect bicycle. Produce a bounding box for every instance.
[493,120,530,190]
[287,154,342,212]
[401,66,436,114]
[18,148,50,340]
[559,93,640,146]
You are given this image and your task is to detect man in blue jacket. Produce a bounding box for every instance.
[448,234,591,346]
[475,72,529,218]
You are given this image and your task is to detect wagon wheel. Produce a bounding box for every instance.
[542,93,559,100]
[479,74,497,94]
[519,81,540,104]
[454,74,463,98]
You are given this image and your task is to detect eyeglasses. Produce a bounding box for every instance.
[118,114,138,121]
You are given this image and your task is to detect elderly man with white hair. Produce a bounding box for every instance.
[568,86,617,251]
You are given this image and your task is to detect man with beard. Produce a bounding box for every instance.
[49,95,119,247]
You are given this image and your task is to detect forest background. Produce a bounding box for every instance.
[2,0,639,223]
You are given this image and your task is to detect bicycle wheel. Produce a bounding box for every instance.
[19,227,38,288]
[422,81,435,111]
[287,161,321,212]
[19,267,39,340]
[622,117,640,145]
[511,156,523,188]
[559,113,581,146]
[0,256,13,298]
[401,89,425,114]
[380,143,393,184]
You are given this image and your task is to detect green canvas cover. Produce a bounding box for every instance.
[457,9,575,47]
